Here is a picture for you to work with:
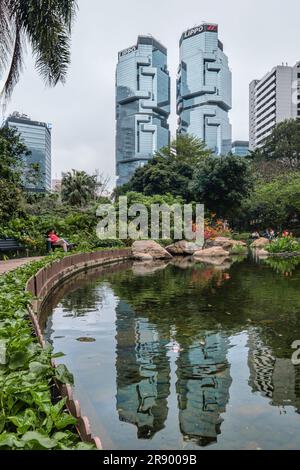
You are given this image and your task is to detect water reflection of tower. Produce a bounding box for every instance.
[176,332,232,446]
[248,329,300,412]
[115,300,170,438]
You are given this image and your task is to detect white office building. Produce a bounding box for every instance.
[249,62,300,150]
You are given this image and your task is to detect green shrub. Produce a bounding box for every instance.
[232,232,251,242]
[0,255,96,450]
[230,244,248,255]
[266,237,300,253]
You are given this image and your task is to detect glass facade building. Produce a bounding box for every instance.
[231,140,250,157]
[5,112,51,191]
[116,36,170,186]
[177,24,232,155]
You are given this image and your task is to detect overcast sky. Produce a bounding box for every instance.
[2,0,299,187]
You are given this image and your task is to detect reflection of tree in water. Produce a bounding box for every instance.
[42,262,132,326]
[263,257,300,276]
[58,283,104,317]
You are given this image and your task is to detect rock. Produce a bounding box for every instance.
[256,249,269,257]
[132,260,169,275]
[133,252,153,261]
[170,256,194,269]
[250,237,269,249]
[214,260,234,270]
[131,240,172,260]
[206,237,247,250]
[196,256,231,266]
[166,240,203,256]
[193,246,230,259]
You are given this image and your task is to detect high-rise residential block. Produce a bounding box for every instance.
[249,62,300,150]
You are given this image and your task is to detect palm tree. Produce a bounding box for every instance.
[0,0,78,100]
[61,169,98,207]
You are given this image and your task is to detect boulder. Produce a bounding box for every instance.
[170,256,194,269]
[194,255,231,266]
[255,249,269,258]
[133,253,153,262]
[206,236,247,250]
[193,246,230,260]
[250,237,269,249]
[132,240,172,260]
[132,260,169,275]
[166,240,203,256]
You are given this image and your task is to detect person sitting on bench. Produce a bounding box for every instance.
[47,229,70,253]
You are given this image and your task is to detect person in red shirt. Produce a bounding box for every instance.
[47,230,68,252]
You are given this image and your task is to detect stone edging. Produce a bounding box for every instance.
[25,248,131,450]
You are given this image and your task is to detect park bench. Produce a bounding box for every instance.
[0,238,26,256]
[45,236,76,253]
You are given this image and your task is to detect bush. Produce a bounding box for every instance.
[266,237,300,253]
[230,244,248,255]
[244,172,300,229]
[0,256,95,449]
[0,179,24,222]
[232,232,252,242]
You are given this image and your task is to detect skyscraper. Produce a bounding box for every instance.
[249,61,300,150]
[5,112,51,191]
[177,23,232,155]
[116,36,170,186]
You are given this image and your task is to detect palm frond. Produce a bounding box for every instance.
[0,0,14,72]
[0,0,78,100]
[0,22,24,100]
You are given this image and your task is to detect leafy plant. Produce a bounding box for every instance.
[0,255,95,449]
[230,244,248,255]
[266,237,300,254]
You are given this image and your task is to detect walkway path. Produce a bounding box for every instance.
[0,257,44,275]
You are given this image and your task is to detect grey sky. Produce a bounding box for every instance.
[3,0,299,187]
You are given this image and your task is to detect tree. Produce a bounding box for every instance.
[0,0,78,101]
[242,172,300,229]
[192,155,254,221]
[61,169,99,207]
[156,134,211,163]
[0,178,23,222]
[116,135,211,201]
[0,126,28,183]
[0,127,28,221]
[252,119,300,171]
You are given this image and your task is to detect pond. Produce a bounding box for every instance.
[41,255,300,450]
